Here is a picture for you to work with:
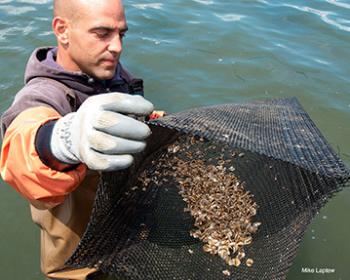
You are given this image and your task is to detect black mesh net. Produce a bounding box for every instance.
[65,97,349,280]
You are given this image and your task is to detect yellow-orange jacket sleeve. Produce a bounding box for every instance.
[0,106,87,206]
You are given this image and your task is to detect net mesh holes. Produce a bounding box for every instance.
[65,97,350,280]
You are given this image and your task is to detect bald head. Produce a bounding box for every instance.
[54,0,124,23]
[54,0,81,23]
[54,0,73,18]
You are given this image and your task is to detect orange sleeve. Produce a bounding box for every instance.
[0,106,87,207]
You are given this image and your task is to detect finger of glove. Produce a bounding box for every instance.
[88,130,146,154]
[93,111,151,140]
[93,93,154,116]
[82,149,134,171]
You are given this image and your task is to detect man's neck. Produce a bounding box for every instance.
[56,46,80,73]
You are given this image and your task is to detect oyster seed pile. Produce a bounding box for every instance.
[138,136,261,270]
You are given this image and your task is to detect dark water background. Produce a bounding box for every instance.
[0,0,349,279]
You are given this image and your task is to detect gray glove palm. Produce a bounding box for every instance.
[50,92,154,171]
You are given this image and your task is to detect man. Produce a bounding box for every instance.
[0,0,157,279]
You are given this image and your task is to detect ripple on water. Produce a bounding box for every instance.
[321,15,350,32]
[38,31,53,37]
[187,21,201,25]
[0,82,12,91]
[338,18,350,24]
[0,22,38,41]
[256,0,269,4]
[0,5,36,15]
[283,4,350,32]
[22,24,36,36]
[313,58,331,66]
[34,16,50,22]
[18,0,50,3]
[0,27,23,42]
[272,41,332,68]
[325,0,350,9]
[214,13,246,22]
[131,3,163,10]
[0,46,25,52]
[192,0,214,5]
[141,36,175,45]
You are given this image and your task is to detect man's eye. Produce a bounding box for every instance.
[95,31,109,38]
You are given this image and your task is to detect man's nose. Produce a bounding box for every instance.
[108,34,123,54]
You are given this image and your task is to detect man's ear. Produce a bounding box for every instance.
[52,17,69,45]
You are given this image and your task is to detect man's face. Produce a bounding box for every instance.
[66,0,127,80]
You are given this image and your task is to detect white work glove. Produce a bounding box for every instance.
[50,92,154,171]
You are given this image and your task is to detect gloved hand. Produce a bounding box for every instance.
[50,92,154,171]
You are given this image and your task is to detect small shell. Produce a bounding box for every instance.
[173,145,181,153]
[249,208,257,216]
[237,251,246,260]
[246,258,254,267]
[229,258,241,267]
[243,237,252,245]
[218,249,229,259]
[203,244,212,253]
[222,270,231,276]
[229,166,236,172]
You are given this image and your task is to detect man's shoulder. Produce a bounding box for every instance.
[15,77,74,106]
[25,77,73,94]
[1,77,75,130]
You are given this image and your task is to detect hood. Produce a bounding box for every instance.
[24,47,124,95]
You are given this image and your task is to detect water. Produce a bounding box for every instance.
[0,0,349,279]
